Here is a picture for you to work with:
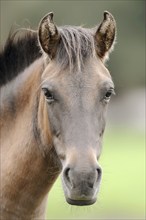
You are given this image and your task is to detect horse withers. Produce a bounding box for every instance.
[0,11,116,219]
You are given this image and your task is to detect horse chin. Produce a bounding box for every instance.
[66,197,97,206]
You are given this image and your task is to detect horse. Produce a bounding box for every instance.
[0,11,116,220]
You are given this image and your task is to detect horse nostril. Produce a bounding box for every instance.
[64,167,71,183]
[96,168,102,183]
[88,168,102,189]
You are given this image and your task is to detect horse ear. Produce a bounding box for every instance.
[38,12,60,59]
[95,11,116,60]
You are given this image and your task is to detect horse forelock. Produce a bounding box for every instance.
[56,26,96,71]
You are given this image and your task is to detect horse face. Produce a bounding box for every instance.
[41,57,114,205]
[39,12,116,205]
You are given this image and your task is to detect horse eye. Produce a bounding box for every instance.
[105,91,112,98]
[42,88,54,103]
[104,89,115,102]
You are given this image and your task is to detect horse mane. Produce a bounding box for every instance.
[0,25,96,87]
[0,29,42,87]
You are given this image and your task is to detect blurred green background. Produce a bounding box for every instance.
[0,1,145,219]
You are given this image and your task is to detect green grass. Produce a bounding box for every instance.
[46,127,145,219]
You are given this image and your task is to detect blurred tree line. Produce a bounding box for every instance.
[0,0,145,92]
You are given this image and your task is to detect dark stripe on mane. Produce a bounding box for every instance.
[0,29,42,87]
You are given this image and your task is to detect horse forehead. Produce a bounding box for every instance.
[43,57,111,90]
[62,61,111,89]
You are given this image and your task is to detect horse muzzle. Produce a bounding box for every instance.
[62,166,102,206]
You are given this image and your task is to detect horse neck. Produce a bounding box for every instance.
[0,58,61,219]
